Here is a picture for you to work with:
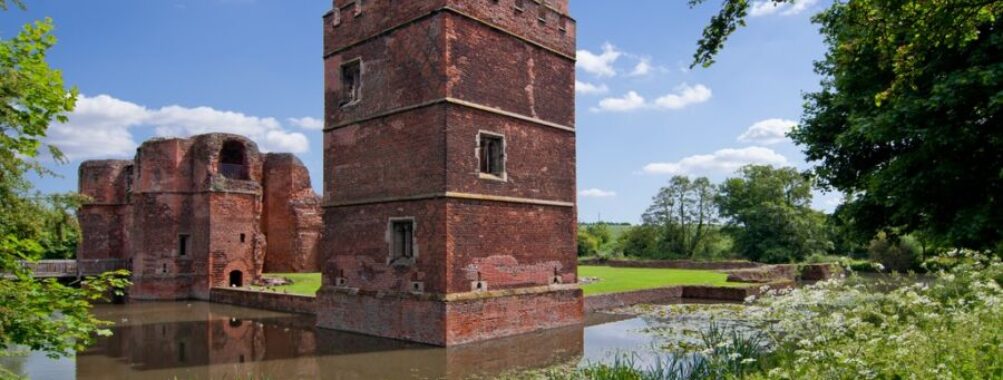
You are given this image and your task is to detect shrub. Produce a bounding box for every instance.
[868,232,922,272]
[618,224,662,259]
[577,229,600,257]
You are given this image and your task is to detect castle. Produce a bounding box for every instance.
[78,0,580,345]
[77,134,322,300]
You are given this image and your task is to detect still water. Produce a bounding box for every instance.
[2,302,679,380]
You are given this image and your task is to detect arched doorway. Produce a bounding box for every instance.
[228,270,243,287]
[219,141,248,179]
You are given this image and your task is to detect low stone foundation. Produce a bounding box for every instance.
[316,285,583,346]
[585,287,683,312]
[210,287,316,314]
[580,259,762,270]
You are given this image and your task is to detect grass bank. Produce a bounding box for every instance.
[260,266,746,297]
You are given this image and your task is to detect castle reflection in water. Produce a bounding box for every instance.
[76,302,585,379]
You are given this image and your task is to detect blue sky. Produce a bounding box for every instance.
[2,0,836,223]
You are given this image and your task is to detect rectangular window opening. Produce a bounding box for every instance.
[391,220,414,261]
[340,60,362,107]
[178,234,189,256]
[514,0,525,12]
[240,233,246,243]
[478,133,505,178]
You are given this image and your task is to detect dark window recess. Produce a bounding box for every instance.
[391,220,415,260]
[514,0,525,11]
[178,342,186,363]
[219,140,248,180]
[178,234,189,256]
[240,233,246,243]
[340,61,362,106]
[538,3,547,22]
[479,134,505,177]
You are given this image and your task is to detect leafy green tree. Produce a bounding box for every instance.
[618,224,662,259]
[577,228,600,257]
[642,176,719,258]
[1,9,129,362]
[717,165,831,263]
[585,223,613,248]
[692,0,1003,251]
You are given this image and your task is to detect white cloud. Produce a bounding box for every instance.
[48,94,311,160]
[288,117,324,130]
[737,118,796,145]
[643,146,788,175]
[47,95,148,160]
[653,84,712,110]
[629,58,652,77]
[593,84,712,113]
[576,43,621,77]
[579,188,617,198]
[594,91,646,112]
[750,0,819,17]
[575,80,609,95]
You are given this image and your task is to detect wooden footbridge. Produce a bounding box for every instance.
[16,259,128,279]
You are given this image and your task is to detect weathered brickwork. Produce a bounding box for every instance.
[318,0,581,345]
[78,133,322,300]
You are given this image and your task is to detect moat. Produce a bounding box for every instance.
[2,301,690,379]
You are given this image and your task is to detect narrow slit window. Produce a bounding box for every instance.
[178,234,189,256]
[514,0,525,12]
[537,2,547,22]
[478,133,505,178]
[391,220,414,261]
[240,233,246,243]
[340,60,362,106]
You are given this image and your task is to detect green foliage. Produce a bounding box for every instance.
[867,232,923,272]
[642,176,720,259]
[562,254,1003,379]
[694,0,1003,250]
[716,165,831,263]
[617,224,662,259]
[578,229,601,257]
[1,11,129,360]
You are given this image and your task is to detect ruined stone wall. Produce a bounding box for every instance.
[78,133,321,301]
[263,154,322,273]
[77,160,133,260]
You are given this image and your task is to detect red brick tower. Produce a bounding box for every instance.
[317,0,582,345]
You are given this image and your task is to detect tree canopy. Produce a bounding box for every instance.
[694,0,1003,251]
[717,165,831,263]
[1,9,129,362]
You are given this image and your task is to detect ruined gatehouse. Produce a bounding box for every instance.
[77,133,322,300]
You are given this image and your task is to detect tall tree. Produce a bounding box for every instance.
[717,165,831,263]
[1,8,129,362]
[691,0,1003,250]
[643,176,719,258]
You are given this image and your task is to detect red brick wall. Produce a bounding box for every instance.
[324,16,447,128]
[444,288,582,345]
[263,154,322,273]
[210,288,316,314]
[322,199,448,293]
[445,200,576,293]
[444,13,575,127]
[445,106,575,202]
[323,106,447,203]
[444,0,574,56]
[584,286,684,312]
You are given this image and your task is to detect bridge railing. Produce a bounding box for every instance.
[18,259,128,278]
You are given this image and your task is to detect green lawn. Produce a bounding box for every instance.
[579,266,745,295]
[255,272,322,296]
[259,266,745,297]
